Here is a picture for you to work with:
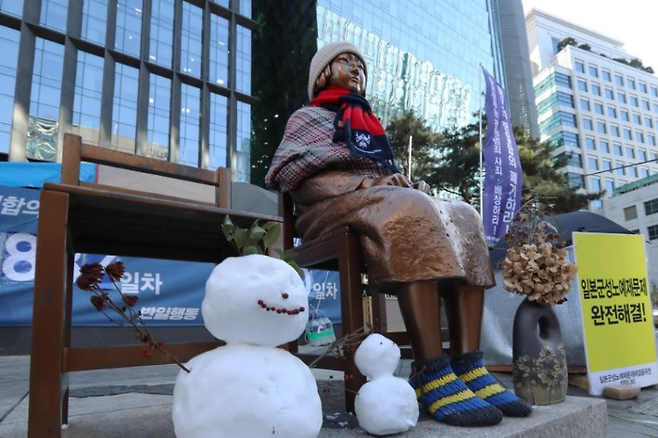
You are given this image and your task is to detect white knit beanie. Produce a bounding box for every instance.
[307,41,367,101]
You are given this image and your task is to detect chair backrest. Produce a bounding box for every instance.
[60,133,232,208]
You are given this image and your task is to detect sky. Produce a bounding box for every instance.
[521,0,658,74]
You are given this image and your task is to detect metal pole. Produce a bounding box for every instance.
[479,64,484,217]
[407,135,413,179]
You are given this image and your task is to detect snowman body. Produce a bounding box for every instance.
[172,255,323,438]
[354,334,418,436]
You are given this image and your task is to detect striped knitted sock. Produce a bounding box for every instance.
[452,350,532,418]
[409,353,502,427]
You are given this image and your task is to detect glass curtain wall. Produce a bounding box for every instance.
[0,27,19,155]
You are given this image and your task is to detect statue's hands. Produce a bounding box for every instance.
[361,173,412,189]
[412,180,431,195]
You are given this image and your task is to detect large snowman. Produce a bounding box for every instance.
[172,255,323,438]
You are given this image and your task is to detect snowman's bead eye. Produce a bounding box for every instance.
[282,292,289,299]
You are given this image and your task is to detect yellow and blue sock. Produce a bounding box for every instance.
[410,353,502,427]
[452,350,532,417]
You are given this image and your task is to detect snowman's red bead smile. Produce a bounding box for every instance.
[257,298,305,315]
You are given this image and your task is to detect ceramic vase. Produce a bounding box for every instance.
[512,297,568,405]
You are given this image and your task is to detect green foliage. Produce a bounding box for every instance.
[557,37,577,52]
[221,216,302,277]
[386,111,440,182]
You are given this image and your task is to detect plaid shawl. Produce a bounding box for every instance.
[265,106,392,192]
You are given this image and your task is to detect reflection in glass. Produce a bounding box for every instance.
[236,101,251,181]
[149,0,174,67]
[147,74,171,160]
[209,93,228,170]
[236,26,251,95]
[40,0,68,32]
[28,38,64,161]
[181,2,202,78]
[180,84,200,167]
[0,26,19,155]
[210,14,229,87]
[239,0,252,19]
[0,0,23,17]
[115,0,143,57]
[211,0,229,8]
[112,63,139,152]
[72,51,104,145]
[82,0,108,45]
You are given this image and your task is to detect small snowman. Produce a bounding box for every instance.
[354,333,419,436]
[172,254,323,438]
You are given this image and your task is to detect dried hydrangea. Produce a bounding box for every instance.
[501,210,578,306]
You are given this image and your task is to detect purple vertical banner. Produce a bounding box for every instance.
[481,67,523,245]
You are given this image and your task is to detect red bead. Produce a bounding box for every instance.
[257,300,264,305]
[299,307,305,312]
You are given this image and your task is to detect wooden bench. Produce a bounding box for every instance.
[28,134,281,438]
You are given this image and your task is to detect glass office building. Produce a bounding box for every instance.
[0,0,255,182]
[251,0,505,186]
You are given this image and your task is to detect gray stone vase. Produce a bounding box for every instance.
[512,297,568,405]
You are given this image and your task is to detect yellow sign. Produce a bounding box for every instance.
[574,232,657,395]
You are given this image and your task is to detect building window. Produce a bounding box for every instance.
[649,225,658,240]
[623,127,632,140]
[651,86,658,97]
[580,98,590,111]
[633,113,642,125]
[40,0,68,32]
[72,51,104,146]
[605,88,614,100]
[635,132,644,144]
[181,2,203,78]
[539,111,577,135]
[592,84,601,96]
[210,14,230,87]
[607,106,616,118]
[602,159,612,171]
[641,167,650,178]
[605,179,614,194]
[617,91,626,103]
[642,99,650,111]
[0,25,19,156]
[28,38,64,161]
[146,74,171,160]
[0,0,23,16]
[588,156,599,171]
[585,137,596,150]
[644,198,658,216]
[591,199,603,210]
[236,26,252,95]
[630,95,639,107]
[582,117,593,130]
[589,66,598,78]
[149,0,174,67]
[628,78,636,90]
[653,103,658,113]
[602,70,611,82]
[624,205,638,221]
[615,74,624,86]
[600,140,609,153]
[575,61,585,73]
[567,172,585,188]
[115,0,143,58]
[639,149,647,161]
[651,152,658,162]
[594,102,604,114]
[626,146,635,159]
[179,84,201,167]
[616,162,625,175]
[239,0,252,18]
[640,82,648,94]
[82,0,107,45]
[590,177,601,192]
[578,79,587,92]
[648,134,656,146]
[597,120,606,134]
[209,92,228,169]
[236,101,251,181]
[610,124,620,137]
[644,116,653,128]
[111,63,139,152]
[628,166,638,178]
[621,109,629,122]
[548,131,579,149]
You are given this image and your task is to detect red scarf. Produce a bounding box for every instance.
[311,87,399,173]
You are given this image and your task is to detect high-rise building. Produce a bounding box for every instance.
[0,0,255,182]
[251,0,506,186]
[526,9,658,211]
[497,0,538,137]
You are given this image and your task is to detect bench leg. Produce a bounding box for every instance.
[28,191,70,438]
[338,233,366,413]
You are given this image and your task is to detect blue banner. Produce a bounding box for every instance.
[482,67,522,245]
[0,162,96,188]
[0,185,343,327]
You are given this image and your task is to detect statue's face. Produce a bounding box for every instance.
[327,52,366,95]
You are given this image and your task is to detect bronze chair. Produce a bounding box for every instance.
[28,134,281,438]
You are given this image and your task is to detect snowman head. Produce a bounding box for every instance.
[354,333,401,379]
[202,255,308,347]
